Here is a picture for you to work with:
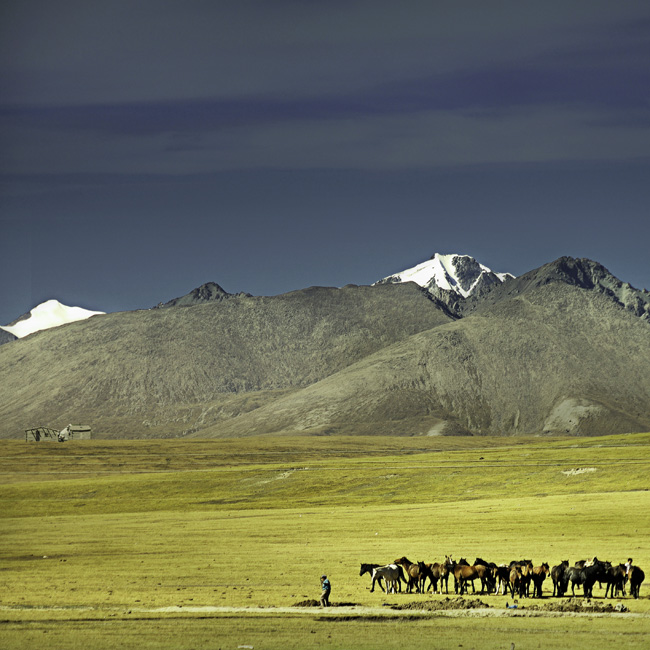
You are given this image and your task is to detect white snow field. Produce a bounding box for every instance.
[0,299,104,338]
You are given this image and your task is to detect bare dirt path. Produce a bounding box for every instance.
[2,603,646,620]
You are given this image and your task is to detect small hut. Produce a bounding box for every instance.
[58,424,92,441]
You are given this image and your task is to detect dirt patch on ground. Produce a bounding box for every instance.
[292,600,358,608]
[392,597,490,611]
[527,599,628,613]
[389,598,631,615]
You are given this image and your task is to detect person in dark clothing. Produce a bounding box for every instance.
[320,575,331,607]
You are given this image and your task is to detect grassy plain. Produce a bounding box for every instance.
[1,433,649,649]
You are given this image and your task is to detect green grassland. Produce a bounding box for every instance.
[1,433,649,649]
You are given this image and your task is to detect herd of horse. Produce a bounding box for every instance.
[359,556,645,600]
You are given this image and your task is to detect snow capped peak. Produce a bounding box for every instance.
[379,253,514,298]
[0,300,104,338]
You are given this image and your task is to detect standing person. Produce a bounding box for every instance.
[625,558,633,575]
[320,575,331,607]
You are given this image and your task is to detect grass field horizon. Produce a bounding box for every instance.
[1,433,649,648]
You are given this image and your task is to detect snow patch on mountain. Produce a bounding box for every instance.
[378,253,514,298]
[0,300,104,338]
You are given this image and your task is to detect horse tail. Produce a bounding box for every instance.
[397,564,406,583]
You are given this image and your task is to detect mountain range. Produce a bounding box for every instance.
[0,254,648,439]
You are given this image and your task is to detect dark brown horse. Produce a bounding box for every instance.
[495,565,512,595]
[628,566,645,599]
[417,562,435,593]
[510,560,534,597]
[603,564,627,598]
[394,557,425,593]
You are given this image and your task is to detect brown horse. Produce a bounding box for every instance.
[394,557,425,593]
[512,561,534,597]
[426,562,450,594]
[454,564,494,595]
[531,563,550,598]
[508,566,524,597]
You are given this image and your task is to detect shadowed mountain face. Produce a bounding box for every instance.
[0,257,648,439]
[0,329,16,345]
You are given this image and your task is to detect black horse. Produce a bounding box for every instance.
[581,561,609,598]
[565,565,586,596]
[551,561,569,597]
[359,563,384,592]
[628,566,645,599]
[568,559,609,598]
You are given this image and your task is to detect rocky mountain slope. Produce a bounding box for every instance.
[0,283,453,438]
[209,276,649,438]
[0,256,647,439]
[153,282,252,309]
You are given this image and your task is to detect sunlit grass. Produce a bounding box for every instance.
[1,433,649,649]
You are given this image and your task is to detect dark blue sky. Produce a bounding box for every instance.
[2,1,649,323]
